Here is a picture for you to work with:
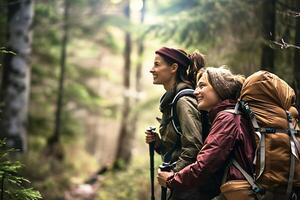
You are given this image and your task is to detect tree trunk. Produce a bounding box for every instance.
[114,0,132,169]
[46,0,69,158]
[260,0,276,72]
[0,0,34,151]
[0,1,8,84]
[130,0,146,141]
[294,1,300,108]
[0,0,7,47]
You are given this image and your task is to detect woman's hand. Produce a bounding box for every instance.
[145,130,161,147]
[157,169,174,187]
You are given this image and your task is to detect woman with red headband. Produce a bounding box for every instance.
[145,47,218,199]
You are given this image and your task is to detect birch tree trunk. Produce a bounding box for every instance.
[0,0,34,151]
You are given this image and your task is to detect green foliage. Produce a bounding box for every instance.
[148,0,300,79]
[4,0,298,199]
[129,94,160,118]
[0,140,42,200]
[28,1,97,144]
[29,0,124,144]
[20,152,69,200]
[29,1,114,193]
[150,0,252,46]
[148,0,261,73]
[98,155,161,200]
[19,142,98,200]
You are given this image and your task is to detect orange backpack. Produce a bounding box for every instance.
[236,71,300,198]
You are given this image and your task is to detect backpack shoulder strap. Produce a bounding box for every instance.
[222,102,241,115]
[231,159,263,194]
[170,88,195,136]
[163,89,195,163]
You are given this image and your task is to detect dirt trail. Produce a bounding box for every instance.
[64,167,108,200]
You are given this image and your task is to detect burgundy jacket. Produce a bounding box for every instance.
[167,99,255,191]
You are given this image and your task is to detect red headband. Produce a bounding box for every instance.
[155,47,190,68]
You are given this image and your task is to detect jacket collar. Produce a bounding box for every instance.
[159,82,193,112]
[208,99,237,123]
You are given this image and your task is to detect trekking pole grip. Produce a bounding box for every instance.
[148,126,156,154]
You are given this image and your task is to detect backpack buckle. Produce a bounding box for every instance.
[240,101,255,118]
[260,127,276,133]
[286,111,293,123]
[252,186,264,194]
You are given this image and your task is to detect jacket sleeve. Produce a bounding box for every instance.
[173,97,203,171]
[154,137,166,155]
[167,112,239,189]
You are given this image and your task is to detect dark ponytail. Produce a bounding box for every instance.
[187,50,205,88]
[176,49,205,88]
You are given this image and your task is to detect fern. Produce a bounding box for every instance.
[0,140,42,200]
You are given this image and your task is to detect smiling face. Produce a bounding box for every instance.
[194,72,221,111]
[150,54,177,90]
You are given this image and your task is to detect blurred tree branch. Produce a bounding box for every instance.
[273,38,300,50]
[0,48,16,56]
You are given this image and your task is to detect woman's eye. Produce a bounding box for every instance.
[198,83,205,89]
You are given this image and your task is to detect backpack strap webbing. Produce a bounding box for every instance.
[238,100,266,179]
[239,100,300,199]
[170,89,195,135]
[252,128,300,134]
[232,159,262,194]
[286,152,296,200]
[286,111,300,159]
[221,158,263,195]
[163,89,195,163]
[221,108,262,193]
[286,111,300,200]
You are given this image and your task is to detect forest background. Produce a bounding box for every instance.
[0,0,299,199]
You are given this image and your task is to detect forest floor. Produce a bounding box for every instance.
[63,155,158,200]
[64,178,101,200]
[64,167,108,200]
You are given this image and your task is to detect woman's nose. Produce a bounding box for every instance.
[194,87,200,96]
[149,67,154,73]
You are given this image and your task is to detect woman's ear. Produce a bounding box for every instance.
[170,63,178,74]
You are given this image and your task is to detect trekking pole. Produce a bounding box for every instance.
[147,126,156,200]
[161,187,167,200]
[159,162,174,200]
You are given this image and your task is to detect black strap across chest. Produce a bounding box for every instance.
[164,89,195,163]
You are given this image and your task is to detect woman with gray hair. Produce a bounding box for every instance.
[157,66,255,199]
